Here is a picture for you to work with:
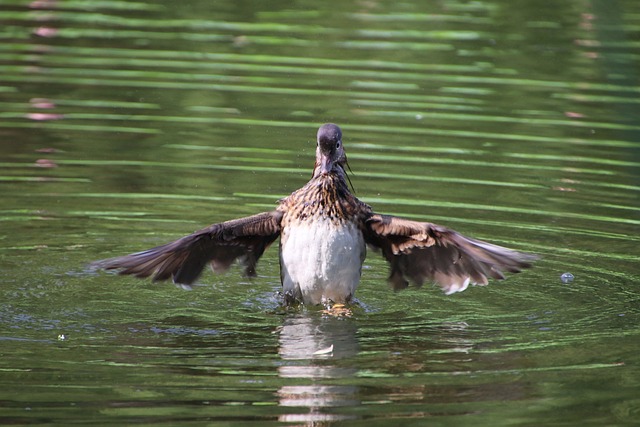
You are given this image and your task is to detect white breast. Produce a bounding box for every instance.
[280,219,365,305]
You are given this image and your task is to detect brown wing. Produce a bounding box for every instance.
[92,211,283,286]
[363,213,537,294]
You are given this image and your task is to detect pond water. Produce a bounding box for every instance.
[1,0,639,425]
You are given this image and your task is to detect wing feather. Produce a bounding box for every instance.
[364,213,537,294]
[92,211,283,285]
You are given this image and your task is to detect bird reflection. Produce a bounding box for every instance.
[276,313,360,424]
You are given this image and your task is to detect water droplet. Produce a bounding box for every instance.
[560,272,574,284]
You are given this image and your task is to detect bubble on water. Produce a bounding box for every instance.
[560,272,574,284]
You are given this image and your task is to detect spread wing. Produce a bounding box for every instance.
[363,213,537,294]
[91,211,283,286]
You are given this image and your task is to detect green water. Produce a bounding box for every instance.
[1,0,639,425]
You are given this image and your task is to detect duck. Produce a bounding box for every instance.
[92,123,537,305]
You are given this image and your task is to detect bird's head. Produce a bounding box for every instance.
[314,123,346,177]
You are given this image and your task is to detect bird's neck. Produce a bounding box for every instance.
[312,170,350,198]
[312,162,346,180]
[284,171,360,222]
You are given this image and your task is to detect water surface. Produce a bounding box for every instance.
[1,0,639,425]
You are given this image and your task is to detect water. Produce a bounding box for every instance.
[1,0,639,425]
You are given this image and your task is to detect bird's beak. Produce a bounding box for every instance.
[319,153,332,175]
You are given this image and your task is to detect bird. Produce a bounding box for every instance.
[92,123,537,306]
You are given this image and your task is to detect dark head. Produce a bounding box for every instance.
[314,123,346,177]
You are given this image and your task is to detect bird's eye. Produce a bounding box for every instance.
[336,141,341,148]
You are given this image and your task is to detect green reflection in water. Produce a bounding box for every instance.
[0,0,639,425]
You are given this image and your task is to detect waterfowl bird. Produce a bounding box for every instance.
[93,123,536,305]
